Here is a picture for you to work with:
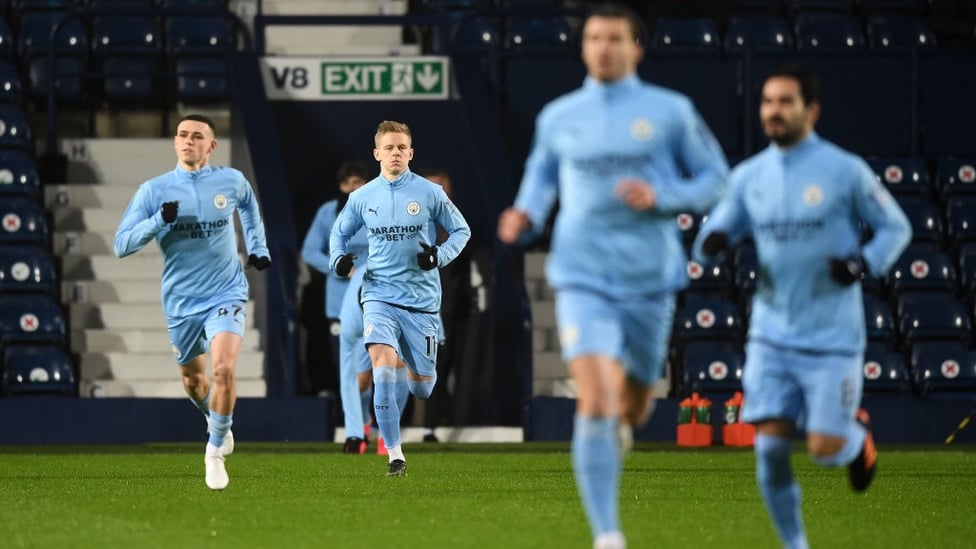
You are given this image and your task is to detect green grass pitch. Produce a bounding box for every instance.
[0,442,973,548]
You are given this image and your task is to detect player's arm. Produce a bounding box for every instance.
[114,184,167,258]
[498,109,559,245]
[329,196,365,276]
[429,188,471,268]
[654,101,730,214]
[692,171,749,264]
[301,204,336,274]
[237,176,271,268]
[850,160,912,276]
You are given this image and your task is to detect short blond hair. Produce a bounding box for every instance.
[374,120,412,147]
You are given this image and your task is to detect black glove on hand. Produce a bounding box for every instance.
[829,255,865,286]
[335,254,356,277]
[417,243,438,271]
[246,254,271,271]
[701,231,728,257]
[161,201,179,223]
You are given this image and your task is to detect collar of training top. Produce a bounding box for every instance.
[380,168,412,187]
[174,163,214,181]
[582,72,640,100]
[770,131,821,160]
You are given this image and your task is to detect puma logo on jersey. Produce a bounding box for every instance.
[368,207,379,215]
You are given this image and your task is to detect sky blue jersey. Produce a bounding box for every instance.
[114,164,270,318]
[302,198,368,318]
[515,74,729,297]
[693,133,912,353]
[329,169,471,313]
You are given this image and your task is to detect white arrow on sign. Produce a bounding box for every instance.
[416,64,440,91]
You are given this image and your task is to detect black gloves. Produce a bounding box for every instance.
[161,201,179,223]
[417,243,438,271]
[829,255,865,286]
[335,254,356,277]
[246,254,271,271]
[701,231,728,257]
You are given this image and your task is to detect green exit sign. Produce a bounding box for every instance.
[262,56,451,101]
[322,61,446,97]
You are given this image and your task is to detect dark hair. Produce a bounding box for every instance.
[765,64,821,106]
[587,3,646,45]
[336,159,370,184]
[179,114,216,134]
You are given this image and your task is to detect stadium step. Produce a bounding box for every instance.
[79,378,267,398]
[53,206,135,233]
[62,280,163,304]
[61,254,163,281]
[530,301,557,330]
[52,230,163,256]
[71,327,262,354]
[45,183,139,209]
[80,351,265,380]
[69,302,257,330]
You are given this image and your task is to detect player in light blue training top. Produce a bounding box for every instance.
[497,6,728,548]
[114,114,270,492]
[330,120,471,476]
[693,65,911,549]
[301,159,371,453]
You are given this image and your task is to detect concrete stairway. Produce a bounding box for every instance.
[46,138,266,398]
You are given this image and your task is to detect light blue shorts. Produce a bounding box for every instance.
[362,300,439,378]
[554,288,675,385]
[167,300,246,366]
[741,339,863,437]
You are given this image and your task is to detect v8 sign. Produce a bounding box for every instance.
[262,57,450,101]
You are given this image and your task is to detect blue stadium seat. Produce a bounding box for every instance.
[165,16,234,56]
[18,12,88,107]
[863,293,896,348]
[866,14,936,50]
[911,345,976,395]
[0,150,41,198]
[0,19,13,59]
[93,16,160,56]
[866,156,930,197]
[0,294,66,344]
[102,57,161,104]
[895,196,944,247]
[0,245,57,296]
[946,197,976,250]
[0,196,48,245]
[681,341,745,395]
[504,17,574,54]
[733,242,758,299]
[651,18,721,52]
[674,295,744,344]
[684,259,733,296]
[725,15,794,51]
[0,105,32,150]
[92,16,162,105]
[0,60,22,103]
[452,16,500,52]
[896,293,971,348]
[936,158,976,197]
[27,57,86,107]
[862,343,910,392]
[175,57,228,103]
[886,250,957,295]
[1,344,75,396]
[958,243,976,298]
[794,12,866,51]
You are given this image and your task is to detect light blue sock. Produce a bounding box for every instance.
[191,387,211,417]
[572,415,620,538]
[340,362,364,440]
[395,367,409,419]
[755,434,808,549]
[373,366,401,448]
[361,385,374,436]
[810,421,866,467]
[207,411,232,447]
[408,375,437,400]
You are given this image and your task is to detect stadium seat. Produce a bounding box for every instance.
[946,197,976,250]
[863,293,896,348]
[0,105,32,150]
[895,196,944,247]
[911,345,976,395]
[958,243,976,298]
[27,57,87,107]
[862,343,910,392]
[0,197,48,245]
[18,12,88,107]
[651,18,721,52]
[732,242,758,301]
[1,343,75,396]
[93,16,160,56]
[866,13,936,50]
[165,16,234,56]
[0,294,66,344]
[175,57,228,103]
[0,60,22,103]
[0,245,58,296]
[681,341,745,395]
[504,17,574,54]
[794,12,866,50]
[0,150,40,199]
[725,15,794,51]
[674,295,743,345]
[936,158,976,197]
[684,259,733,297]
[0,19,13,59]
[677,212,703,245]
[886,249,957,295]
[92,16,162,105]
[451,16,500,52]
[896,293,971,348]
[866,156,930,197]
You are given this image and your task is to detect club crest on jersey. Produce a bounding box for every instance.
[213,194,228,209]
[630,118,653,141]
[406,201,421,216]
[171,344,182,359]
[802,184,823,207]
